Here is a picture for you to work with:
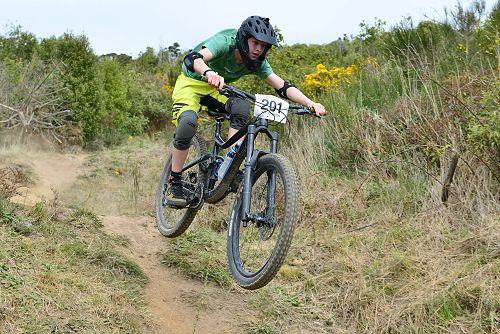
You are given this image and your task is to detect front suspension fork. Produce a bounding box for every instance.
[241,122,278,223]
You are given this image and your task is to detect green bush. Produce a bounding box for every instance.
[0,26,38,61]
[467,78,500,154]
[40,33,103,142]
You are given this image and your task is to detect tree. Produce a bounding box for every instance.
[168,42,181,63]
[0,25,38,61]
[0,57,71,143]
[136,47,158,72]
[99,59,147,139]
[39,33,103,142]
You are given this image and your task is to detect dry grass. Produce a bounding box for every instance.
[0,164,33,198]
[0,129,61,153]
[243,68,499,332]
[246,164,498,333]
[63,135,167,216]
[0,196,154,333]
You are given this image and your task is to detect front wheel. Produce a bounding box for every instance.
[227,154,299,290]
[155,134,208,238]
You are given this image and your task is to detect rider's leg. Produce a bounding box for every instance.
[171,147,189,173]
[171,110,198,172]
[199,94,243,144]
[167,74,227,206]
[226,97,250,146]
[167,110,198,207]
[170,73,208,174]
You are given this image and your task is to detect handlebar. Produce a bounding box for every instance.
[221,84,321,118]
[200,76,321,118]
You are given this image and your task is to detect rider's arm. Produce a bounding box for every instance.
[266,73,326,116]
[191,48,224,89]
[191,48,213,75]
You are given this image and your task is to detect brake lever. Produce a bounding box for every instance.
[220,86,233,97]
[294,108,322,119]
[221,85,255,100]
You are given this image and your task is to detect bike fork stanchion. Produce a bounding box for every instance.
[269,128,278,154]
[267,130,278,221]
[241,124,256,223]
[266,170,277,222]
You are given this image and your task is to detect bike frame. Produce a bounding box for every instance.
[178,83,317,223]
[180,112,279,223]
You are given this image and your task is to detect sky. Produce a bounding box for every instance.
[0,0,497,57]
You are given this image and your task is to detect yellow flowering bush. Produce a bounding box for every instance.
[161,81,174,96]
[481,35,500,56]
[457,43,467,53]
[301,63,358,96]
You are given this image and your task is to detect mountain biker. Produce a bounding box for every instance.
[167,15,327,207]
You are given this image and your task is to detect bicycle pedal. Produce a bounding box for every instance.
[167,204,185,209]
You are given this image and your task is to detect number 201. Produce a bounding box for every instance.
[261,99,282,112]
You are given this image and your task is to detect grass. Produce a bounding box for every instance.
[64,134,167,216]
[232,100,498,333]
[161,227,231,287]
[1,112,497,333]
[242,206,498,333]
[0,196,154,333]
[244,323,282,334]
[0,161,36,199]
[35,102,497,333]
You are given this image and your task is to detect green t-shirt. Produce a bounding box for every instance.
[182,29,273,83]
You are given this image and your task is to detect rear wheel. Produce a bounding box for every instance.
[155,134,208,238]
[227,154,299,290]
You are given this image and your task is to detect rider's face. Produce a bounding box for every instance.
[247,37,268,60]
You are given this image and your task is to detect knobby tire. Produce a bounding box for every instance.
[227,153,299,290]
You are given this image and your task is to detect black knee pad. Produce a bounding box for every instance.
[226,97,250,129]
[173,110,198,150]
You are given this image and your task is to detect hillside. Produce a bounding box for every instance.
[1,1,499,333]
[1,127,498,333]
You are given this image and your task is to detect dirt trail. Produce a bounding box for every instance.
[5,152,87,205]
[7,151,253,333]
[101,215,250,334]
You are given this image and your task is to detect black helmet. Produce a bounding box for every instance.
[236,16,278,71]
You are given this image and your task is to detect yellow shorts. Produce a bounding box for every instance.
[171,73,228,126]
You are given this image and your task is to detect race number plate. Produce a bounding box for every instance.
[253,94,289,123]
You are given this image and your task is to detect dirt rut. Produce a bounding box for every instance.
[101,215,252,333]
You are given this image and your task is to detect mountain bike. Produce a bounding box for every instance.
[155,84,319,290]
